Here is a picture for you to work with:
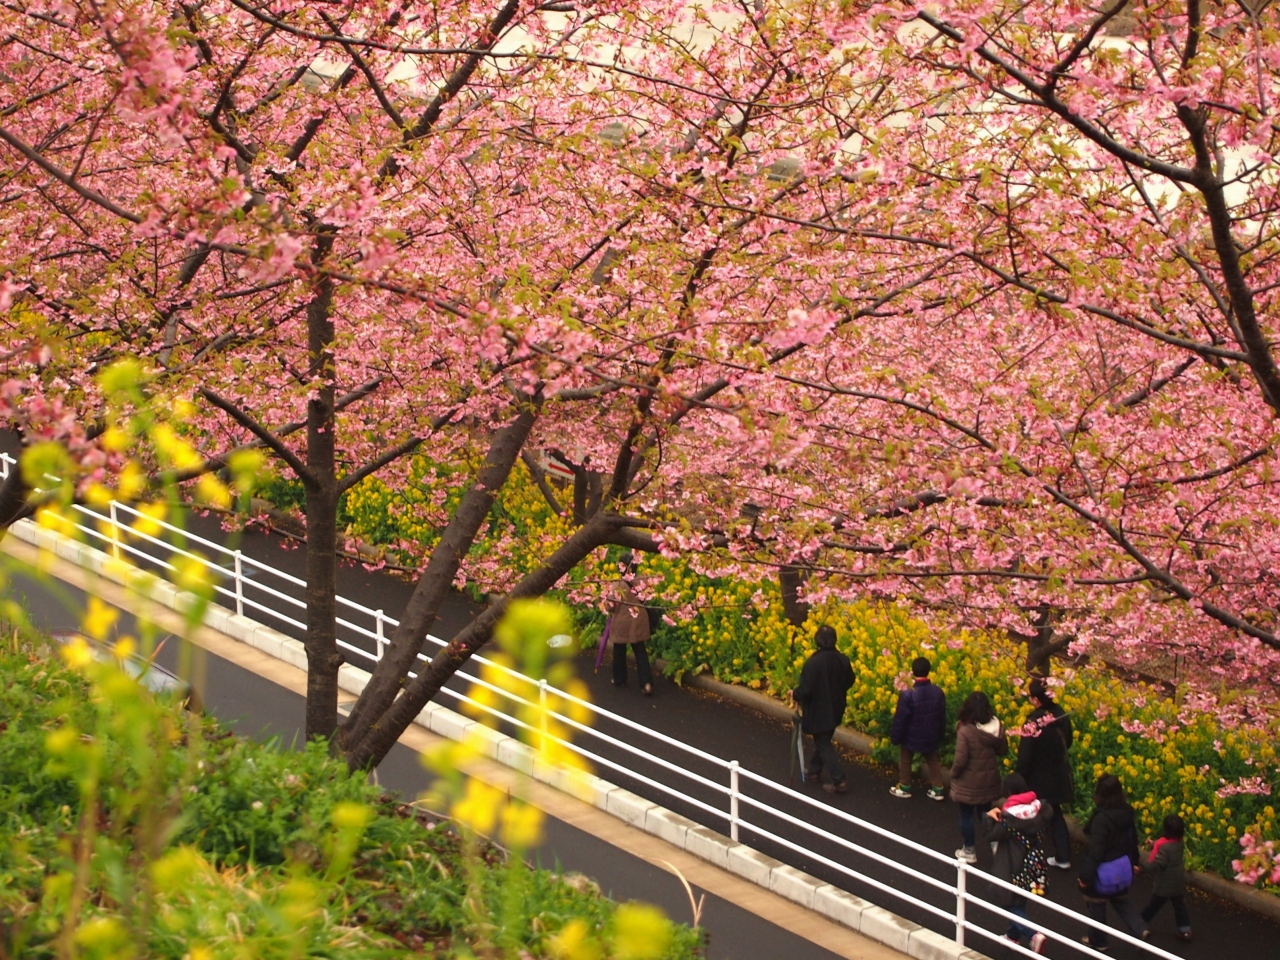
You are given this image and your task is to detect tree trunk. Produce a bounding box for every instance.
[344,510,614,771]
[1020,603,1073,675]
[338,404,538,751]
[302,236,339,742]
[779,564,810,629]
[303,481,341,741]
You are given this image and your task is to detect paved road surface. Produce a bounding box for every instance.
[13,507,1280,960]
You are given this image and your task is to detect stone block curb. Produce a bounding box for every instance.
[813,884,871,930]
[859,905,918,954]
[907,926,966,960]
[769,864,821,910]
[496,736,537,776]
[10,518,996,960]
[605,787,657,829]
[645,806,697,849]
[726,843,781,886]
[684,824,733,870]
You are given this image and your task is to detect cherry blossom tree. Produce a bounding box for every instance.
[9,0,1280,769]
[676,0,1280,705]
[0,0,891,766]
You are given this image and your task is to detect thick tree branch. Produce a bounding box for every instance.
[319,10,404,128]
[1177,101,1280,413]
[345,508,614,770]
[915,9,1197,184]
[339,399,541,750]
[379,0,524,180]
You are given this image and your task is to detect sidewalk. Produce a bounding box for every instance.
[159,512,1280,957]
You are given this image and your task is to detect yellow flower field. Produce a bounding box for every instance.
[269,461,1280,890]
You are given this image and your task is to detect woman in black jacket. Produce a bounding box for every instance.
[792,624,855,795]
[1078,775,1149,950]
[1015,678,1074,867]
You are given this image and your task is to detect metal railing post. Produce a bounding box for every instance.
[729,760,740,841]
[375,610,384,659]
[538,679,549,751]
[233,550,244,616]
[108,501,121,560]
[955,859,967,946]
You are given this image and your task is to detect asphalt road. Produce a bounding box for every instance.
[3,566,851,960]
[11,506,1280,960]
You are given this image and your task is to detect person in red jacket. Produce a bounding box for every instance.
[889,657,948,800]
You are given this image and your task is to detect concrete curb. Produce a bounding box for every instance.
[665,661,1280,923]
[8,519,993,960]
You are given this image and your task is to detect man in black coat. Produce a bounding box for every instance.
[1015,677,1075,868]
[792,624,855,794]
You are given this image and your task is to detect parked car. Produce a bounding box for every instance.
[50,631,202,713]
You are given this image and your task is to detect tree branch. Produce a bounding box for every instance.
[0,126,142,223]
[379,0,524,180]
[338,435,423,493]
[198,387,316,485]
[915,9,1197,183]
[319,10,403,128]
[520,450,564,516]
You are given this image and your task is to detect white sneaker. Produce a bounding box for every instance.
[1047,856,1073,869]
[955,846,978,863]
[1030,932,1047,954]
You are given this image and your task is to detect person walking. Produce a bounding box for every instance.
[1078,774,1149,951]
[986,773,1050,953]
[1141,814,1193,942]
[889,657,947,800]
[1015,677,1075,869]
[950,690,1008,863]
[608,551,653,695]
[792,624,855,795]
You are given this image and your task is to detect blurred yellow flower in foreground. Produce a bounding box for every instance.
[612,902,672,960]
[82,596,117,642]
[549,918,602,960]
[452,778,504,836]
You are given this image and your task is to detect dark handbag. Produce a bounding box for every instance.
[646,604,663,633]
[1095,853,1133,895]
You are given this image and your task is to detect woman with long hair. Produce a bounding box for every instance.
[950,690,1008,862]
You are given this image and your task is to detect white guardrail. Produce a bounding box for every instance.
[0,453,1186,960]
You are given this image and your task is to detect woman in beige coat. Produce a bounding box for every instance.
[950,690,1008,862]
[609,552,653,695]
